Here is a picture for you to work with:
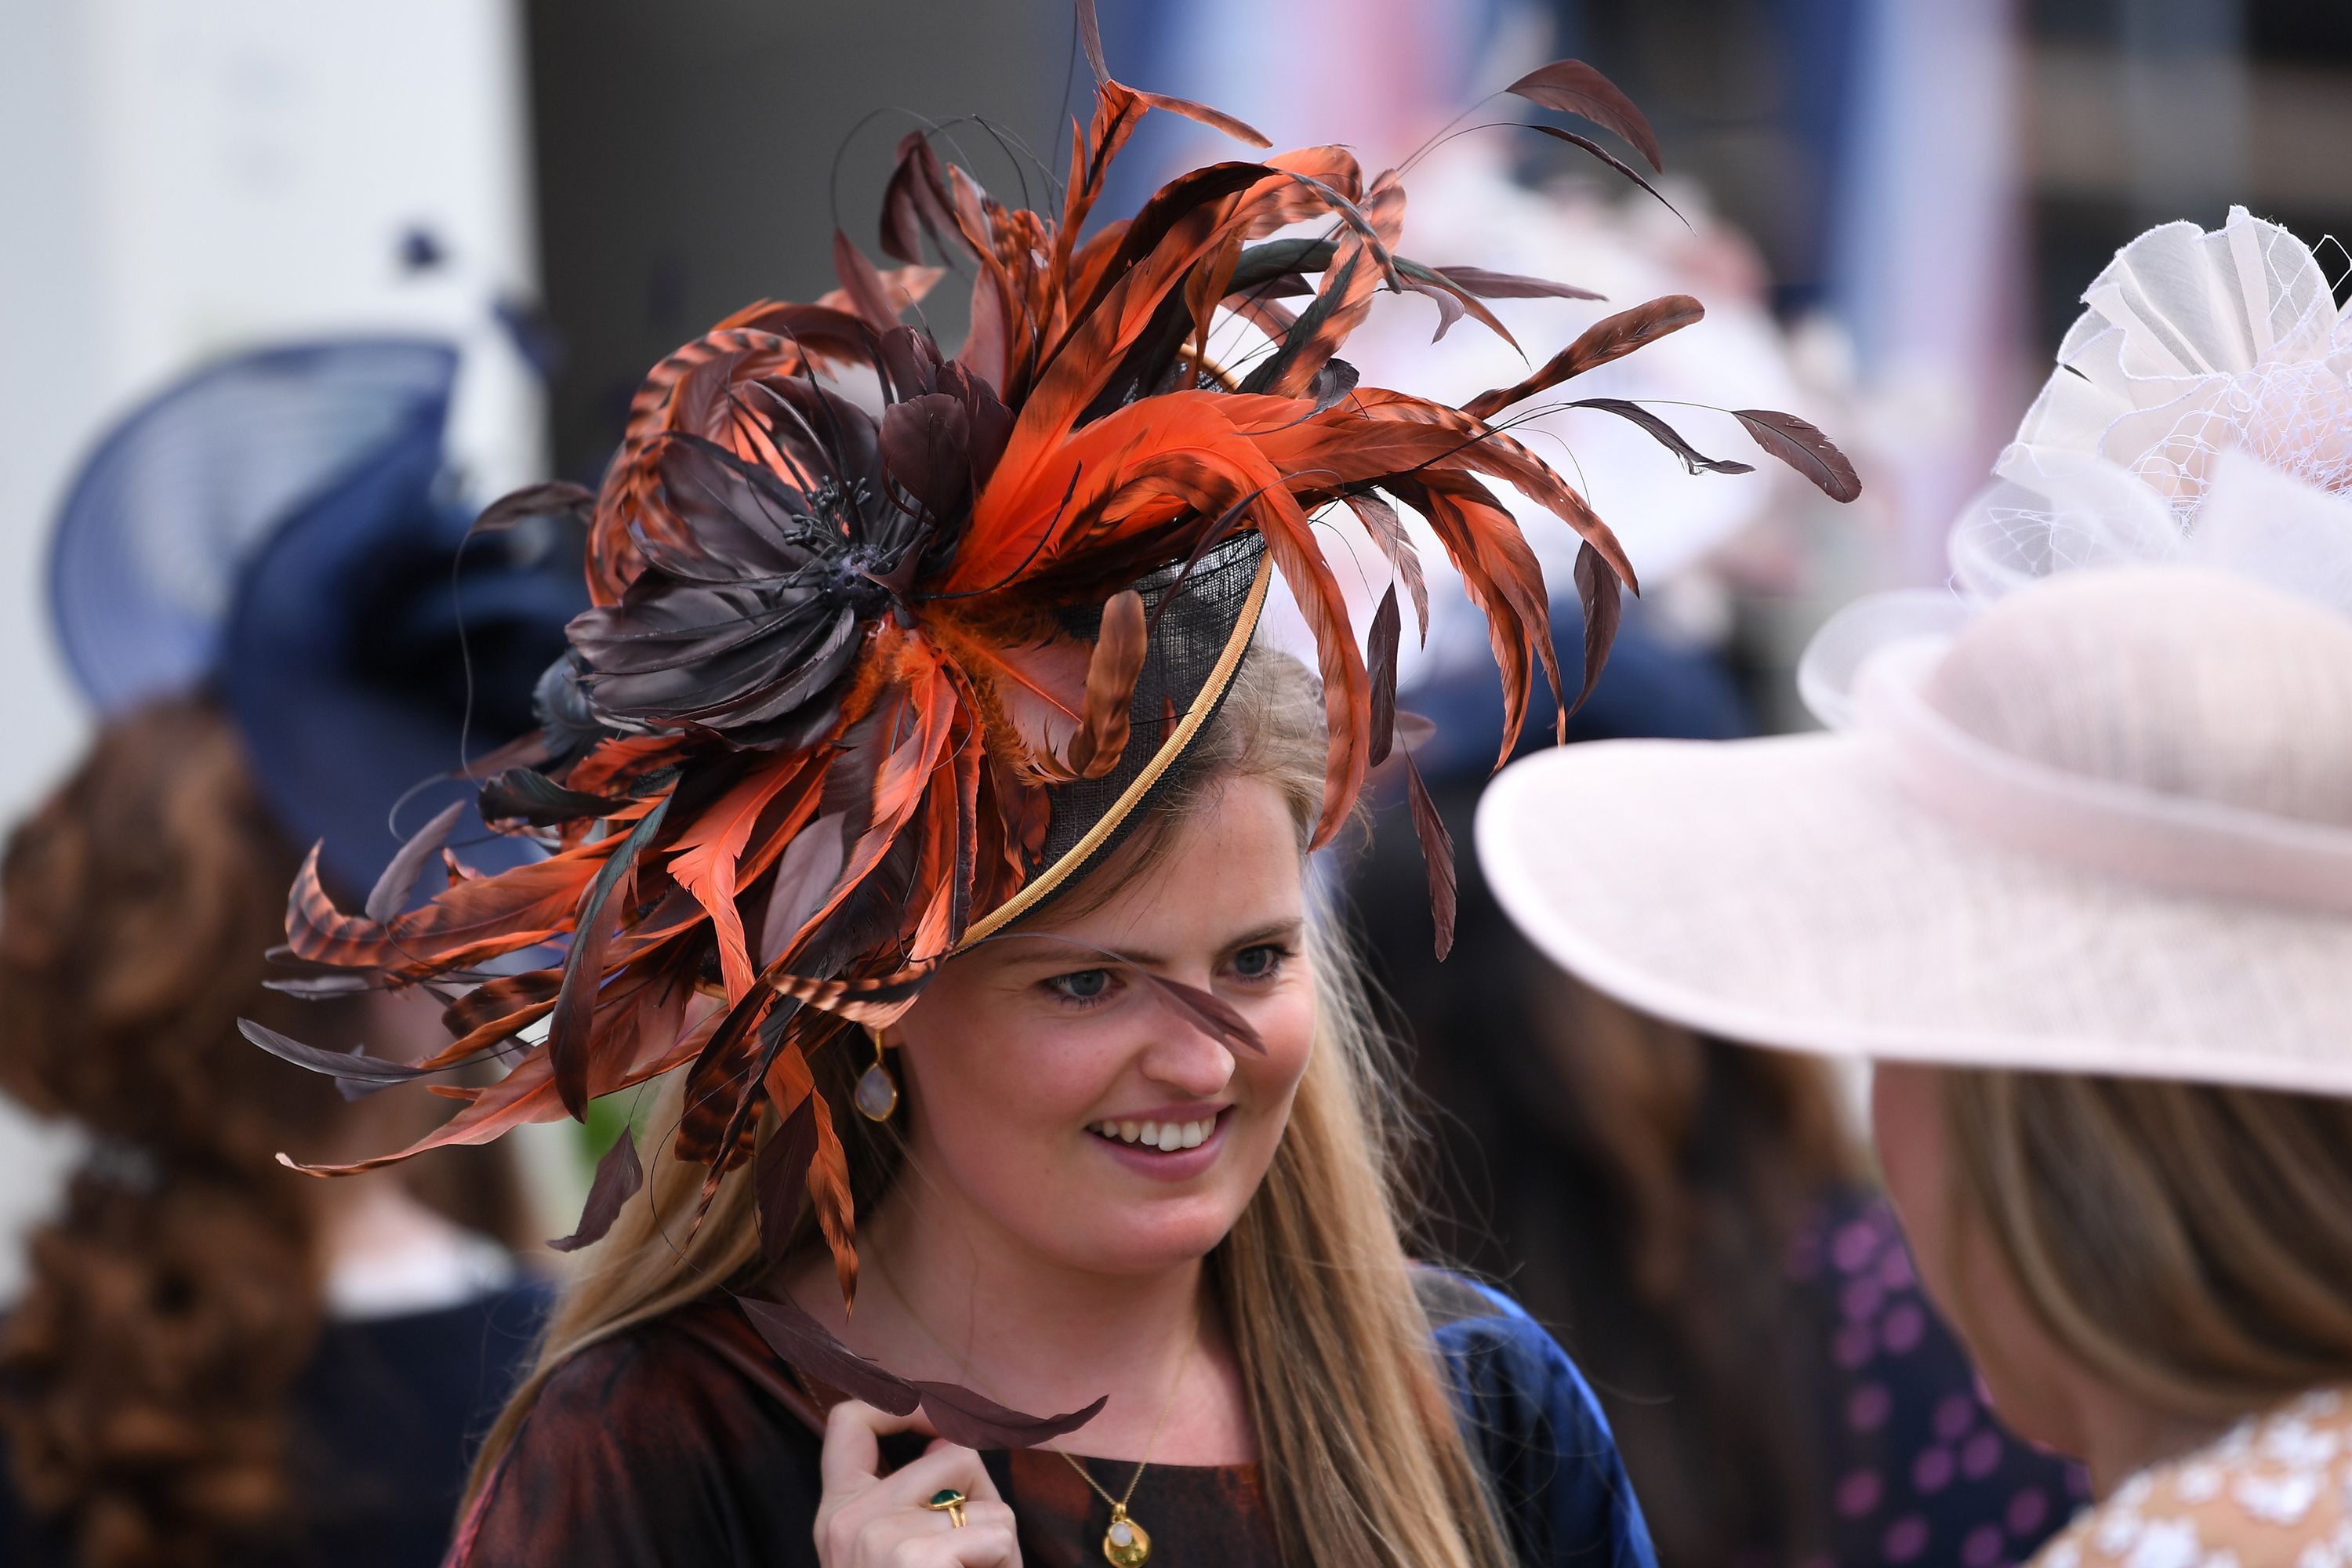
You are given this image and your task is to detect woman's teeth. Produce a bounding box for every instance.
[1094,1116,1214,1151]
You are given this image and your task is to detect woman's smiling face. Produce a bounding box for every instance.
[887,775,1317,1276]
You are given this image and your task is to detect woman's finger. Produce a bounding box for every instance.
[816,1493,1018,1567]
[902,1524,1020,1567]
[820,1399,935,1491]
[818,1497,942,1566]
[815,1410,1015,1568]
[952,1501,1016,1538]
[865,1440,1004,1509]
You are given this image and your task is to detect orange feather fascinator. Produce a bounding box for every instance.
[244,6,1853,1439]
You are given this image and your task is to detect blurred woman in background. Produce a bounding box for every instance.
[1477,209,2352,1568]
[0,699,543,1568]
[0,335,583,1566]
[1359,612,2082,1568]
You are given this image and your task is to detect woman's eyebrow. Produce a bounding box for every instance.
[980,935,1123,972]
[1222,917,1305,951]
[982,916,1305,974]
[1078,917,1308,970]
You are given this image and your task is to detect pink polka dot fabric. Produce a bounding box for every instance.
[1787,1193,2091,1567]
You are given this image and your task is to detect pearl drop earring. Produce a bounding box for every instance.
[853,1025,898,1122]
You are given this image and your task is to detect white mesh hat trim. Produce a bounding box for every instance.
[1951,447,2352,625]
[1813,448,2352,730]
[1813,209,2352,728]
[1947,205,2352,622]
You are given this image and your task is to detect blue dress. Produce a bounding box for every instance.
[1426,1270,1660,1568]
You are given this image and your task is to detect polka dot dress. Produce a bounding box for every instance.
[1788,1195,2092,1568]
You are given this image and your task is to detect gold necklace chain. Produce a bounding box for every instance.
[869,1251,1200,1530]
[1061,1313,1196,1513]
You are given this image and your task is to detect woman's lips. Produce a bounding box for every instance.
[1087,1109,1229,1179]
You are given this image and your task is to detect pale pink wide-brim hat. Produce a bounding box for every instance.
[1475,564,2352,1095]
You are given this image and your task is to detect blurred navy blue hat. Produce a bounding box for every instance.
[48,338,586,898]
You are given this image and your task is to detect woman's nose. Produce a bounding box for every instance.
[1136,1017,1236,1098]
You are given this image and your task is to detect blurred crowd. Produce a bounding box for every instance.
[2,2,2347,1566]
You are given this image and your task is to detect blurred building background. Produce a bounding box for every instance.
[2,0,2347,1290]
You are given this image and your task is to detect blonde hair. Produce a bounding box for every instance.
[466,648,1515,1568]
[1940,1069,2352,1420]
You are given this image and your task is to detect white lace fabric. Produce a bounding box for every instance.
[2032,1388,2352,1568]
[1951,205,2352,621]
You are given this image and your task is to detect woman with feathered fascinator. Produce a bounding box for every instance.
[251,12,1855,1566]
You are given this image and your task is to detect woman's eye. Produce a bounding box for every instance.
[1046,968,1115,1003]
[1230,944,1285,981]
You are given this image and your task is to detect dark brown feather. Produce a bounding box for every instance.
[1394,260,1519,347]
[758,811,850,967]
[1526,126,1682,215]
[880,131,963,266]
[239,1019,456,1088]
[365,800,467,924]
[1434,265,1605,303]
[1405,278,1468,342]
[1136,970,1265,1058]
[1461,295,1704,423]
[909,1380,1110,1450]
[473,480,595,535]
[548,797,672,1120]
[442,971,564,1039]
[548,1128,644,1252]
[1567,398,1757,476]
[1403,749,1457,960]
[1076,0,1109,82]
[1343,492,1429,644]
[756,1094,818,1265]
[477,769,630,828]
[739,1297,921,1415]
[1571,539,1624,720]
[676,988,780,1170]
[832,230,906,335]
[1506,59,1664,171]
[1367,584,1401,768]
[1733,408,1864,502]
[1128,89,1270,148]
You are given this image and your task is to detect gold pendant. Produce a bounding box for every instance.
[1102,1501,1152,1566]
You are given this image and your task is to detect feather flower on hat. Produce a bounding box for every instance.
[1956,205,2352,613]
[246,8,1855,1365]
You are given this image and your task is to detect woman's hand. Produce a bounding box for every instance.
[815,1400,1022,1566]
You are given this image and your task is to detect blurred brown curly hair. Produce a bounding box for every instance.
[0,699,353,1567]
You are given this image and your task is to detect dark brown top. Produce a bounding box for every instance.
[448,1275,1654,1568]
